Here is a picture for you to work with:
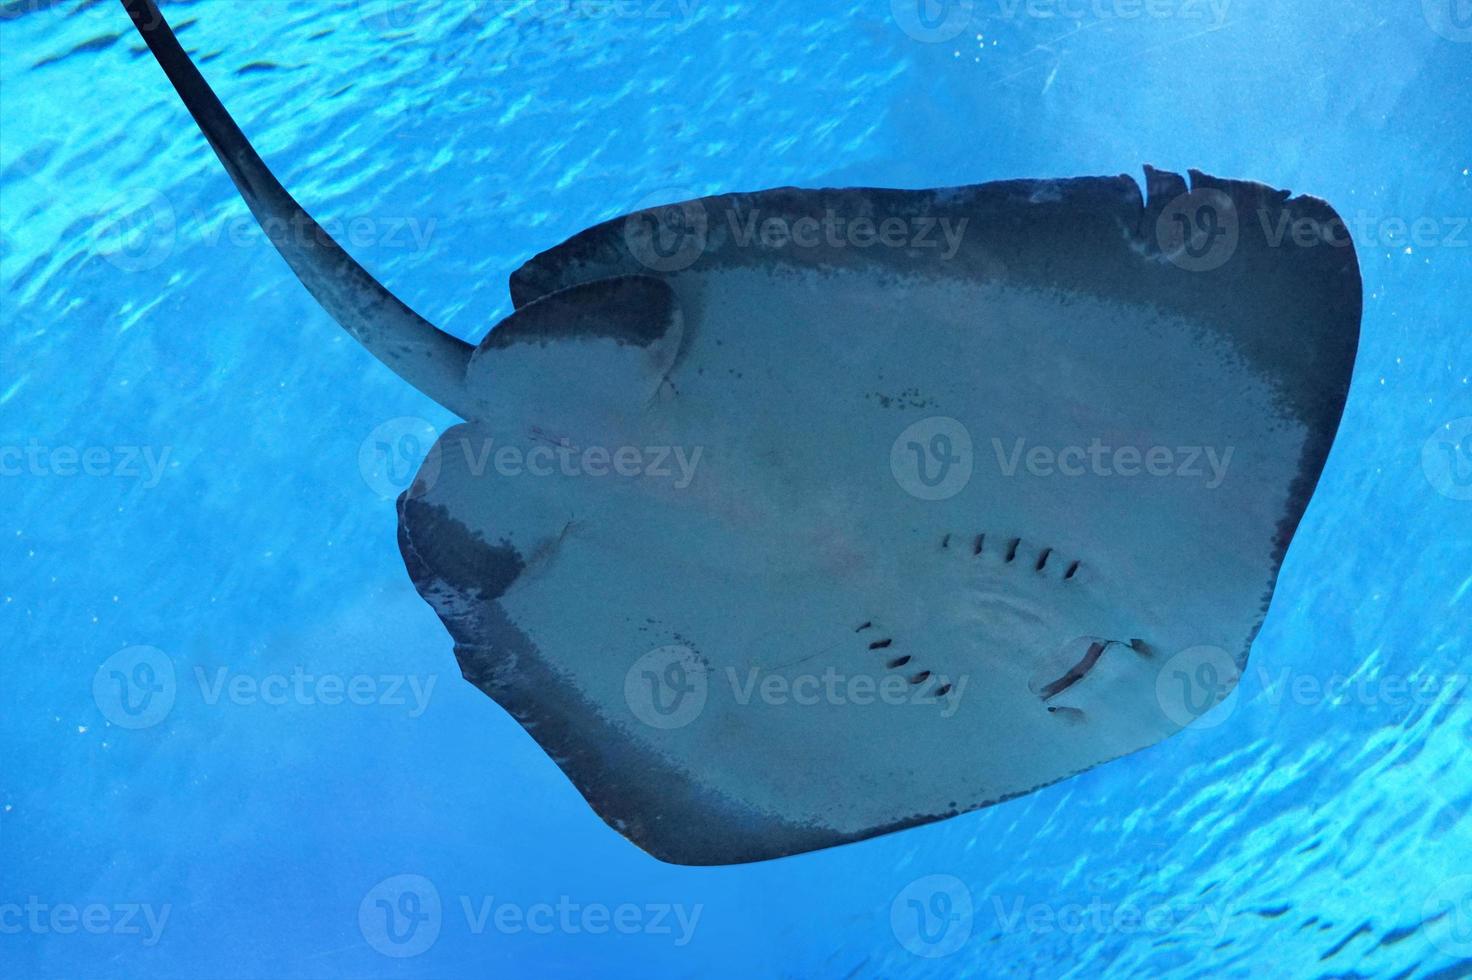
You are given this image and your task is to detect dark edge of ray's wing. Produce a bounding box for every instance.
[397,498,855,865]
[118,0,474,417]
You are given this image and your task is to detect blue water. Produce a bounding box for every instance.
[2,1,1469,976]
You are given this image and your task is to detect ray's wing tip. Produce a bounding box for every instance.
[1147,164,1362,358]
[1174,166,1363,281]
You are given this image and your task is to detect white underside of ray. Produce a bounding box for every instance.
[424,263,1306,837]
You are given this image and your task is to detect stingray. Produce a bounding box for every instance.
[122,0,1360,865]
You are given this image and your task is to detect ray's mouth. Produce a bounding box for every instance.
[1034,636,1156,701]
[1039,640,1111,700]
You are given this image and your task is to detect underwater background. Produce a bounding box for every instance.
[2,0,1469,976]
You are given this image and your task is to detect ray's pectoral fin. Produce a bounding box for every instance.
[465,275,684,435]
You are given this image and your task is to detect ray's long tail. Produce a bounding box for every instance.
[120,0,475,418]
